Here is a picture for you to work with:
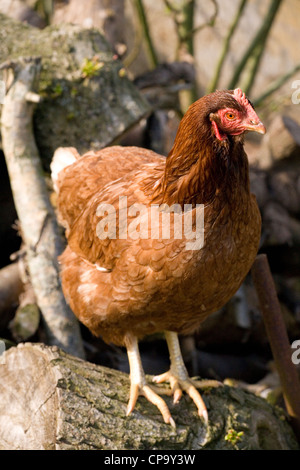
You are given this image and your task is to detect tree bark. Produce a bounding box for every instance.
[0,343,298,450]
[1,57,84,358]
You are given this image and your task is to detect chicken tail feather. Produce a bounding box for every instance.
[51,147,80,192]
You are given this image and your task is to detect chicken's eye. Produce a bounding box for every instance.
[226,112,235,120]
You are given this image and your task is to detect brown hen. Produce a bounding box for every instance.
[51,88,265,426]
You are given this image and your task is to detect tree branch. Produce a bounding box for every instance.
[251,254,300,443]
[253,63,300,107]
[208,0,248,93]
[228,0,283,92]
[133,0,159,68]
[0,57,85,358]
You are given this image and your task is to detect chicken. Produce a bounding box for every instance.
[51,88,266,427]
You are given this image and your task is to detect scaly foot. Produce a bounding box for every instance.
[125,334,176,427]
[152,370,221,423]
[154,331,222,423]
[126,381,176,427]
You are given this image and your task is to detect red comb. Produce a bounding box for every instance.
[232,88,263,126]
[233,88,249,108]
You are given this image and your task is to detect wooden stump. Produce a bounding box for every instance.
[0,343,298,450]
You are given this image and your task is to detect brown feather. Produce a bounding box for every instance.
[55,90,262,346]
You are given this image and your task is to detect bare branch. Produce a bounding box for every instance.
[208,0,248,93]
[189,0,218,37]
[0,57,85,358]
[228,0,283,92]
[253,63,300,107]
[252,254,300,442]
[133,0,159,68]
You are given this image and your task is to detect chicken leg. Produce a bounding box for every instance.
[153,331,220,423]
[125,334,176,427]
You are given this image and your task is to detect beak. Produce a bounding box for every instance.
[245,120,266,135]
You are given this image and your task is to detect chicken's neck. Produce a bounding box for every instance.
[147,130,250,209]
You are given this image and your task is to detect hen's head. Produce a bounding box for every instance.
[207,88,266,141]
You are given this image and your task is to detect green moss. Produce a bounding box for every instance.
[51,83,64,98]
[81,57,104,78]
[225,429,244,446]
[70,87,79,97]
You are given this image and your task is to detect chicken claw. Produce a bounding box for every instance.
[152,331,222,423]
[153,370,211,422]
[126,382,176,428]
[125,334,176,427]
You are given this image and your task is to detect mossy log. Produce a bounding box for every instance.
[0,13,150,168]
[0,343,298,450]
